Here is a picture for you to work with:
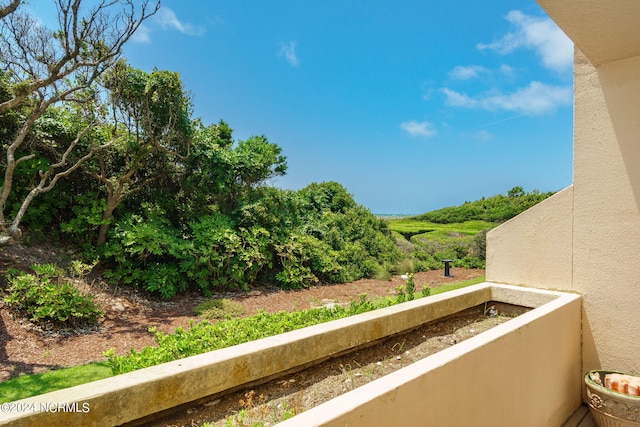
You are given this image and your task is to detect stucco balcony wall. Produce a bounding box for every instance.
[486,185,574,290]
[278,285,581,427]
[0,284,581,427]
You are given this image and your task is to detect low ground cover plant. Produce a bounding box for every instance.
[2,264,103,327]
[105,294,391,374]
[105,276,485,375]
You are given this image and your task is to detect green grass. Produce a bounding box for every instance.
[0,362,113,404]
[429,275,485,296]
[387,219,495,239]
[0,275,484,403]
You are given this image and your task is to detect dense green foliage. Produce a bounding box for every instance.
[0,0,158,242]
[97,181,400,297]
[412,186,555,224]
[3,264,103,326]
[387,219,494,240]
[2,58,399,297]
[388,220,491,272]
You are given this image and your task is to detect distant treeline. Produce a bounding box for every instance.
[412,186,555,224]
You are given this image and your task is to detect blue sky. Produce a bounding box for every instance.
[34,1,574,214]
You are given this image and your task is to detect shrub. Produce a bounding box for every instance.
[3,264,103,327]
[101,183,401,296]
[412,187,554,224]
[185,214,271,293]
[274,233,330,288]
[392,259,415,275]
[469,229,488,260]
[101,208,191,298]
[60,193,109,245]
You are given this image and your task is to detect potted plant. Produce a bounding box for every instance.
[585,370,640,427]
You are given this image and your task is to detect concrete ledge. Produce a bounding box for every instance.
[278,284,582,427]
[0,283,579,427]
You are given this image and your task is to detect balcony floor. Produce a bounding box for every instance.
[562,405,596,427]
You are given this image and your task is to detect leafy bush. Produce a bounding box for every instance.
[60,193,110,245]
[469,229,487,260]
[3,264,103,326]
[274,233,333,288]
[100,182,400,296]
[102,210,272,298]
[101,207,191,298]
[184,214,271,292]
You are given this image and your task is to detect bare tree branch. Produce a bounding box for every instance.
[10,123,114,233]
[0,0,160,114]
[0,0,20,20]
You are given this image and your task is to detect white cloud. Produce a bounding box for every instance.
[279,41,300,67]
[154,7,205,36]
[477,10,573,74]
[449,65,488,80]
[441,88,478,109]
[400,120,437,138]
[442,81,572,115]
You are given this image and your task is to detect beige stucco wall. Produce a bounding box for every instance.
[487,43,640,377]
[486,186,573,289]
[572,50,640,375]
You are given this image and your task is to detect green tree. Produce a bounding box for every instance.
[0,0,158,245]
[508,186,525,198]
[83,62,193,245]
[182,121,287,217]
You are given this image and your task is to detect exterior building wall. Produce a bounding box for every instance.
[487,47,640,376]
[572,50,640,374]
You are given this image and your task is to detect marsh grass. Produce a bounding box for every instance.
[387,219,495,239]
